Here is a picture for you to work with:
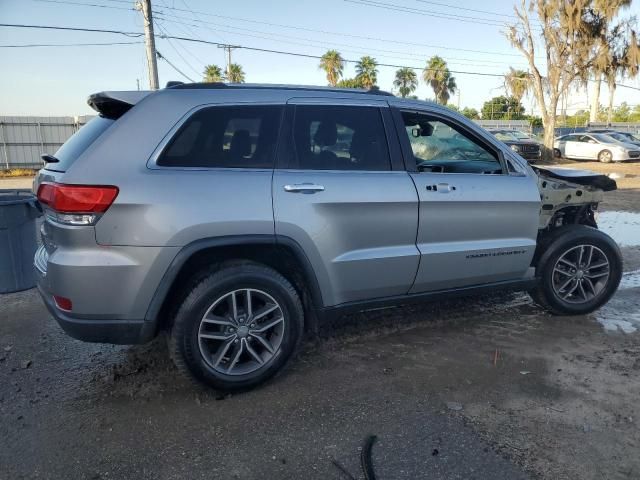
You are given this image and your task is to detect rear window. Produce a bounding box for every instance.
[47,116,114,172]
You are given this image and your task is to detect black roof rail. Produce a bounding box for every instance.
[166,82,395,97]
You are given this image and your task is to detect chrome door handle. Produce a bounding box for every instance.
[426,183,456,193]
[284,183,325,193]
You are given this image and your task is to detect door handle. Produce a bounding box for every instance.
[426,183,456,193]
[284,183,325,193]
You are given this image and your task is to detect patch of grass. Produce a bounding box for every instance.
[0,168,37,178]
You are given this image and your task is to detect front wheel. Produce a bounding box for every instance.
[170,261,304,391]
[530,226,622,315]
[598,149,613,163]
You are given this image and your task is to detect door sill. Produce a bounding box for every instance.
[318,278,538,320]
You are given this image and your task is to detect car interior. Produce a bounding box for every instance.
[401,112,503,174]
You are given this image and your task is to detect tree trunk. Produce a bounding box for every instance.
[542,116,556,162]
[590,76,601,123]
[542,96,559,162]
[607,81,616,125]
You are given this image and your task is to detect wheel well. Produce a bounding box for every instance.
[154,242,321,334]
[534,206,597,267]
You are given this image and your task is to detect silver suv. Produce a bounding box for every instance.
[34,83,622,390]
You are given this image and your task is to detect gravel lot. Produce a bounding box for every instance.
[1,160,639,479]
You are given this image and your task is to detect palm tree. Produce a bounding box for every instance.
[423,56,457,105]
[227,64,245,83]
[393,67,418,98]
[355,56,378,89]
[504,68,531,104]
[203,64,224,83]
[319,50,344,87]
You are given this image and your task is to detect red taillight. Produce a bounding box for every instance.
[37,183,118,213]
[53,295,72,311]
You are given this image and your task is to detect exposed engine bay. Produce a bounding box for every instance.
[533,166,617,231]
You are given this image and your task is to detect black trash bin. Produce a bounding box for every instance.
[0,189,42,293]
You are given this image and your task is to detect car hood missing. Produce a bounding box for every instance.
[532,166,617,192]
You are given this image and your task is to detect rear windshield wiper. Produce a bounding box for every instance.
[41,154,59,164]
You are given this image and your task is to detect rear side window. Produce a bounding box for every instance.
[48,116,114,172]
[157,105,282,168]
[290,105,390,171]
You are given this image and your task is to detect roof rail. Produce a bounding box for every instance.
[166,82,395,97]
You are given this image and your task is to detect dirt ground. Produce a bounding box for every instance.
[1,161,639,479]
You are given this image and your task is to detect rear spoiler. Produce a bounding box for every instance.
[87,91,151,119]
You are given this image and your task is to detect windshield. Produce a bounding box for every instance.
[591,133,618,143]
[492,130,531,141]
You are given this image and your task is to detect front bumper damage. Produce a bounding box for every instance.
[533,166,617,230]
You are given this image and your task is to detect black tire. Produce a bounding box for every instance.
[598,149,613,163]
[530,225,622,315]
[553,148,562,159]
[169,261,304,391]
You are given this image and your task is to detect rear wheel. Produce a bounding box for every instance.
[598,149,613,163]
[530,226,622,315]
[553,148,562,159]
[170,261,304,391]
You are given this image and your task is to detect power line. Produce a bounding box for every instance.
[1,23,639,91]
[343,0,510,28]
[413,0,516,19]
[156,50,194,82]
[0,41,142,47]
[154,20,202,77]
[86,0,529,58]
[34,0,134,11]
[153,12,531,69]
[0,23,143,37]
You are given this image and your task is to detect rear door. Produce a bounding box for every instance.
[273,99,419,307]
[564,134,583,158]
[391,107,540,292]
[578,135,600,160]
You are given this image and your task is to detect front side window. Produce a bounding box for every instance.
[400,111,502,174]
[157,105,282,168]
[290,105,391,171]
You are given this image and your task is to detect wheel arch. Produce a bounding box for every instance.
[533,224,621,274]
[144,235,324,335]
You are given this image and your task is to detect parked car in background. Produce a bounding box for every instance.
[554,133,640,163]
[487,129,541,161]
[587,129,640,148]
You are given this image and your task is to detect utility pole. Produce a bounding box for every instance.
[218,44,238,80]
[456,89,460,110]
[137,0,159,90]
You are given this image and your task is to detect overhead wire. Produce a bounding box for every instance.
[1,23,639,91]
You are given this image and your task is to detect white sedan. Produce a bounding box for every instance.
[554,133,640,163]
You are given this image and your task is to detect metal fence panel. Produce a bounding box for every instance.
[0,116,94,169]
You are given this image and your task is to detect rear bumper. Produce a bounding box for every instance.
[37,284,152,344]
[34,241,179,344]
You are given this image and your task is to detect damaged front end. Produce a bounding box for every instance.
[533,166,617,231]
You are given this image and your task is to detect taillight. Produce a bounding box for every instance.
[37,183,118,225]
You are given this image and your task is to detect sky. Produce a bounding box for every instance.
[0,0,639,116]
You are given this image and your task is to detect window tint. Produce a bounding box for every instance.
[290,105,390,171]
[400,111,502,174]
[48,116,114,172]
[157,105,282,168]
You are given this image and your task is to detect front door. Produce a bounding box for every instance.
[392,108,541,293]
[273,100,420,307]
